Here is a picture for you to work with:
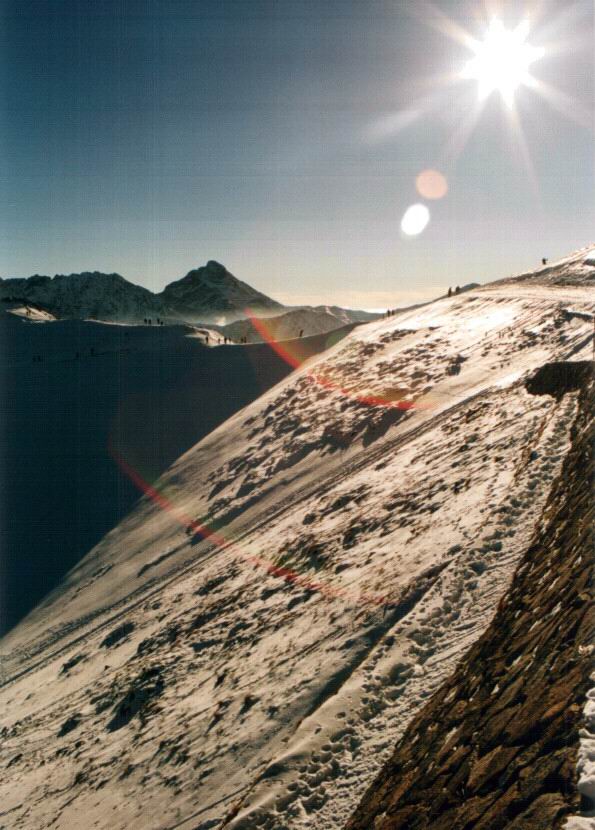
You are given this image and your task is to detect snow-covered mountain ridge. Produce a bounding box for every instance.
[0,261,378,328]
[0,271,159,322]
[0,247,593,830]
[218,307,355,344]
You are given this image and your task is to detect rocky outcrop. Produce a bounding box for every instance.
[525,361,592,400]
[347,372,594,830]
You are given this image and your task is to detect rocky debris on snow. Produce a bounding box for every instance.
[58,714,82,738]
[106,666,165,732]
[100,622,136,649]
[59,652,88,676]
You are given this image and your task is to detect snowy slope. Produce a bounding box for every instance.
[0,248,593,830]
[311,305,380,324]
[220,307,356,344]
[347,373,593,829]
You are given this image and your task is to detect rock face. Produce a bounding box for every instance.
[157,260,283,322]
[346,373,594,830]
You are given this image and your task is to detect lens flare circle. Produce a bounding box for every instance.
[401,203,430,236]
[416,169,448,200]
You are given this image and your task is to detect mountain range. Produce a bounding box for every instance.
[0,260,377,327]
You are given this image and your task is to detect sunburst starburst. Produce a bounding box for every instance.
[462,19,545,109]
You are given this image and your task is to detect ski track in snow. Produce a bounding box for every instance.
[1,250,594,830]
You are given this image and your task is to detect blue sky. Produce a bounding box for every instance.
[1,0,593,307]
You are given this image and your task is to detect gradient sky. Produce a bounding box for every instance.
[2,0,593,307]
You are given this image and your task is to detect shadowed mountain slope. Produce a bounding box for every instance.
[157,260,283,321]
[0,315,352,634]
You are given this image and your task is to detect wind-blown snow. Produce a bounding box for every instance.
[0,249,593,830]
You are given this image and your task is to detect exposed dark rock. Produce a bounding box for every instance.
[525,360,592,399]
[59,652,88,675]
[106,666,165,732]
[100,621,135,648]
[58,715,81,737]
[136,623,179,656]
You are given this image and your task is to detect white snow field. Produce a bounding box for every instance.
[0,248,593,830]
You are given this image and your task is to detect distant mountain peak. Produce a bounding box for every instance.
[159,261,283,321]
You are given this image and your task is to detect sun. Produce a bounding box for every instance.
[462,19,545,108]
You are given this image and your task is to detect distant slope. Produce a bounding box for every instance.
[0,314,354,635]
[220,307,360,343]
[347,369,593,830]
[312,305,380,324]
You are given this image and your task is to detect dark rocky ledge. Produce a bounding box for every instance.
[346,367,593,830]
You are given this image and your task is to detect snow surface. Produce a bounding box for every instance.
[0,252,594,830]
[565,670,595,829]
